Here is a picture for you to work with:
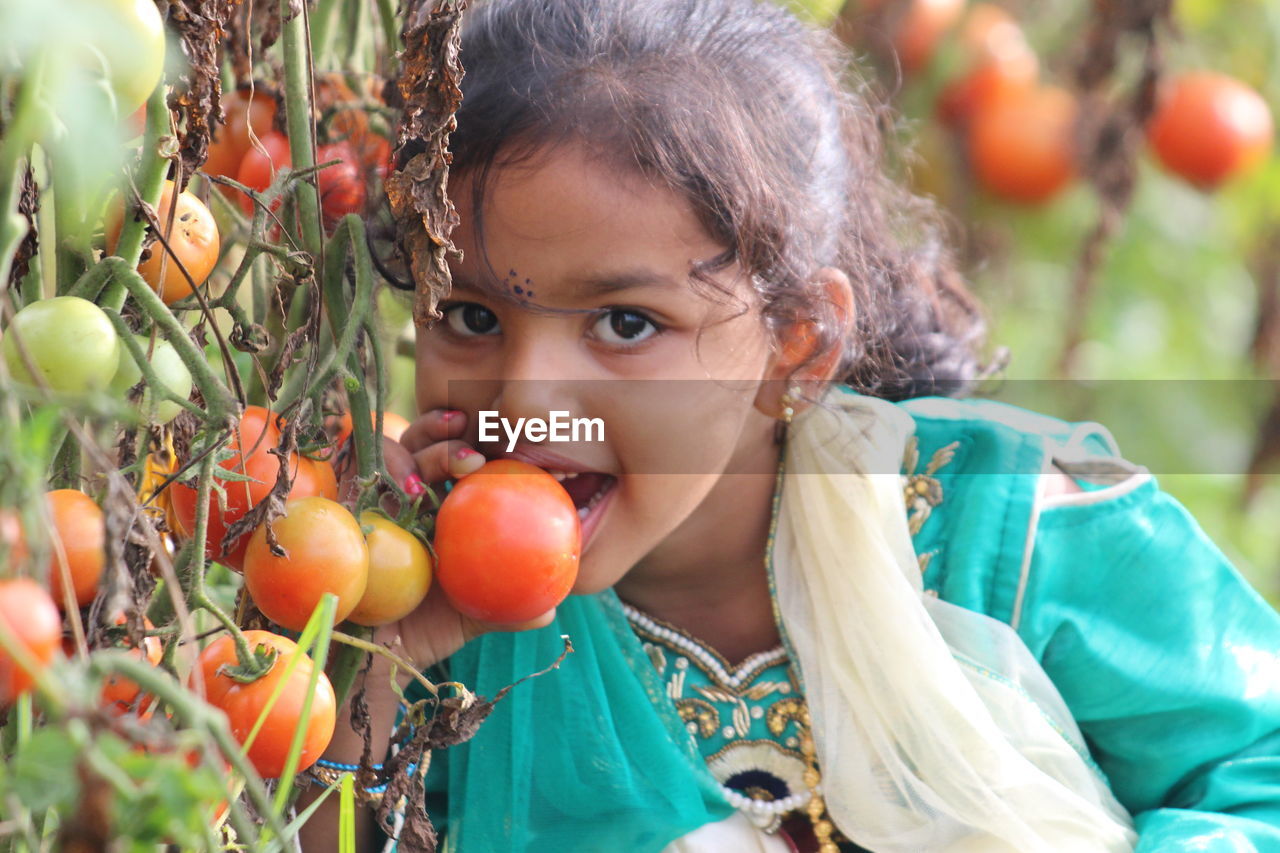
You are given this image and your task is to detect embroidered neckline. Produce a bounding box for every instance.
[621,602,788,693]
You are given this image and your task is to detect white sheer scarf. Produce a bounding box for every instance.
[765,390,1136,853]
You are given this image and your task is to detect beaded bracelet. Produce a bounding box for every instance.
[306,760,419,802]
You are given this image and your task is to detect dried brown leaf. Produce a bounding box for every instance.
[160,0,238,190]
[386,0,467,327]
[10,165,38,289]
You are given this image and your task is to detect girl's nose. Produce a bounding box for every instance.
[493,333,584,425]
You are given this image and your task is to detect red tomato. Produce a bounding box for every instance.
[242,497,369,631]
[236,132,292,216]
[969,85,1077,204]
[316,142,367,228]
[434,460,580,623]
[100,614,164,714]
[106,180,221,304]
[936,4,1039,130]
[205,89,279,185]
[195,630,335,778]
[46,489,106,609]
[360,135,393,182]
[347,512,433,627]
[1147,71,1274,190]
[170,406,282,571]
[0,578,61,705]
[293,457,339,502]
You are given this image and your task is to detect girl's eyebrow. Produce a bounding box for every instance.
[570,268,680,295]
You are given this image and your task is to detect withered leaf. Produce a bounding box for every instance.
[160,0,238,190]
[10,165,38,289]
[219,405,302,559]
[386,0,467,327]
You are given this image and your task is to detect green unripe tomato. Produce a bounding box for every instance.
[109,334,194,423]
[1,297,121,394]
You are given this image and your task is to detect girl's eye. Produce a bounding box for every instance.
[593,309,659,346]
[443,303,500,336]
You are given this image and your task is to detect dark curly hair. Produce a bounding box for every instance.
[440,0,988,400]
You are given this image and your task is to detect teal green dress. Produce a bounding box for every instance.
[408,393,1280,852]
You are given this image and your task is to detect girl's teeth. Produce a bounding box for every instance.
[565,471,579,479]
[577,506,590,520]
[550,470,568,482]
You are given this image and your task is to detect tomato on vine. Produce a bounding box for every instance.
[316,142,367,228]
[241,497,369,631]
[1,296,121,394]
[434,460,580,624]
[106,181,221,305]
[236,131,293,216]
[0,578,61,706]
[195,631,336,778]
[1147,71,1274,190]
[99,614,164,714]
[46,489,106,610]
[109,333,195,425]
[347,512,433,627]
[204,88,280,186]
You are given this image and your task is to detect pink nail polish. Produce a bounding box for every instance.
[440,410,462,421]
[455,447,479,460]
[403,474,427,496]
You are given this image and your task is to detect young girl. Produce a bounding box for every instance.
[309,0,1280,849]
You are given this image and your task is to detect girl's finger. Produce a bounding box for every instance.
[411,440,486,483]
[400,409,467,453]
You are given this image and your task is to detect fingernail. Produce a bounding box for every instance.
[440,409,462,421]
[403,474,427,497]
[451,447,486,477]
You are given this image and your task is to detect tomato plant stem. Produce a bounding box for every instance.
[281,0,324,261]
[100,85,172,313]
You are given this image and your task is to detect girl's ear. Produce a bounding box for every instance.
[754,267,855,418]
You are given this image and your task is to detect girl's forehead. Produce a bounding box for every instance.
[450,144,735,291]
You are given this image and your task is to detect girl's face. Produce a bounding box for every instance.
[415,143,788,594]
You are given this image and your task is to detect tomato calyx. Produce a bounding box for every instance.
[214,642,279,684]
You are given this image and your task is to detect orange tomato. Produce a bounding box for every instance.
[105,180,221,304]
[46,489,106,609]
[100,614,164,714]
[347,512,433,627]
[0,578,61,705]
[1147,71,1274,190]
[242,497,369,631]
[969,85,1077,204]
[195,630,335,778]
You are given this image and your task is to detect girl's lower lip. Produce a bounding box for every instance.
[577,481,616,549]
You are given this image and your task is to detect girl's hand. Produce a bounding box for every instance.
[388,408,557,670]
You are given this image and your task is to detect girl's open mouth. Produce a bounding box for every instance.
[547,470,617,545]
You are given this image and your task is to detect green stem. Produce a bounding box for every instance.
[107,259,238,421]
[280,0,324,260]
[330,630,439,698]
[85,652,292,844]
[0,63,44,293]
[100,84,171,312]
[103,310,206,419]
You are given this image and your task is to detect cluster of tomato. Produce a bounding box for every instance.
[202,78,392,229]
[871,0,1274,203]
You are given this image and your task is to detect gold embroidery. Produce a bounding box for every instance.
[902,437,959,537]
[767,697,806,738]
[676,698,721,739]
